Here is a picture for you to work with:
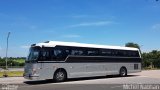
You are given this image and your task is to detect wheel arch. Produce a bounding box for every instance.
[119,66,127,74]
[54,68,68,78]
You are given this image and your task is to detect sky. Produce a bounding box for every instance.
[0,0,160,57]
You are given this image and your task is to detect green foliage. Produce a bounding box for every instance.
[125,42,140,49]
[142,50,160,69]
[0,57,25,68]
[125,42,160,69]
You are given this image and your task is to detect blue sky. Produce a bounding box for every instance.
[0,0,160,57]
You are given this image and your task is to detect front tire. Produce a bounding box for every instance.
[119,67,127,77]
[54,70,67,82]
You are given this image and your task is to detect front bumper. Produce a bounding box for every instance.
[23,74,39,80]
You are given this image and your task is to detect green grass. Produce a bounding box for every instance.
[0,71,24,77]
[13,59,25,63]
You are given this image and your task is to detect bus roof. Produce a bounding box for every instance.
[34,41,139,51]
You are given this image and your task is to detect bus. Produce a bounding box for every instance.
[24,41,142,82]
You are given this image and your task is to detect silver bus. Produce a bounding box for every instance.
[24,41,141,82]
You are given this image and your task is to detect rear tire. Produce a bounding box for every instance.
[119,67,127,77]
[54,70,67,82]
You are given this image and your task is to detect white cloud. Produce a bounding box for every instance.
[63,34,80,38]
[21,45,30,49]
[152,23,160,30]
[71,14,116,19]
[69,21,114,28]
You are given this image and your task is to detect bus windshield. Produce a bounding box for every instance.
[26,47,41,62]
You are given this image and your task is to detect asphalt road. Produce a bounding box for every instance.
[18,84,127,90]
[18,75,160,90]
[1,70,160,90]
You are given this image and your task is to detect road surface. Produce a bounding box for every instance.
[0,70,160,90]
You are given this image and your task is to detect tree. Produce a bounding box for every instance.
[142,50,160,69]
[125,42,142,57]
[125,42,140,49]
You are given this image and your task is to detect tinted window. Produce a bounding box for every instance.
[51,48,68,61]
[54,49,63,57]
[28,49,39,60]
[100,49,113,56]
[123,50,140,57]
[117,50,126,57]
[87,48,99,56]
[40,47,51,61]
[132,51,140,57]
[108,50,140,57]
[71,49,84,56]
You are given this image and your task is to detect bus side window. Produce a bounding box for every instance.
[87,49,99,56]
[135,51,140,57]
[71,49,84,56]
[65,50,70,55]
[117,50,125,57]
[41,51,50,61]
[51,50,56,60]
[100,49,112,56]
[52,49,68,61]
[54,49,63,58]
[132,51,139,57]
[127,51,134,57]
[62,49,69,58]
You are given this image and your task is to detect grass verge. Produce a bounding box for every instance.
[0,71,24,78]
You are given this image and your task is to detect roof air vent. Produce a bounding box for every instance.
[44,41,50,43]
[31,44,36,46]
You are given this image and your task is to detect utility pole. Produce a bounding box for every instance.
[5,32,10,70]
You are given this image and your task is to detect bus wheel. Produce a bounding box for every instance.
[119,67,127,77]
[54,69,67,82]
